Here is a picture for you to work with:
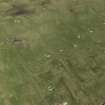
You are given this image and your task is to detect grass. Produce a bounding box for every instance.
[0,0,105,105]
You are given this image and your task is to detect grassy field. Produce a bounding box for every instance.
[0,0,105,105]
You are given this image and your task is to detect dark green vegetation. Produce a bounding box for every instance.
[0,0,105,105]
